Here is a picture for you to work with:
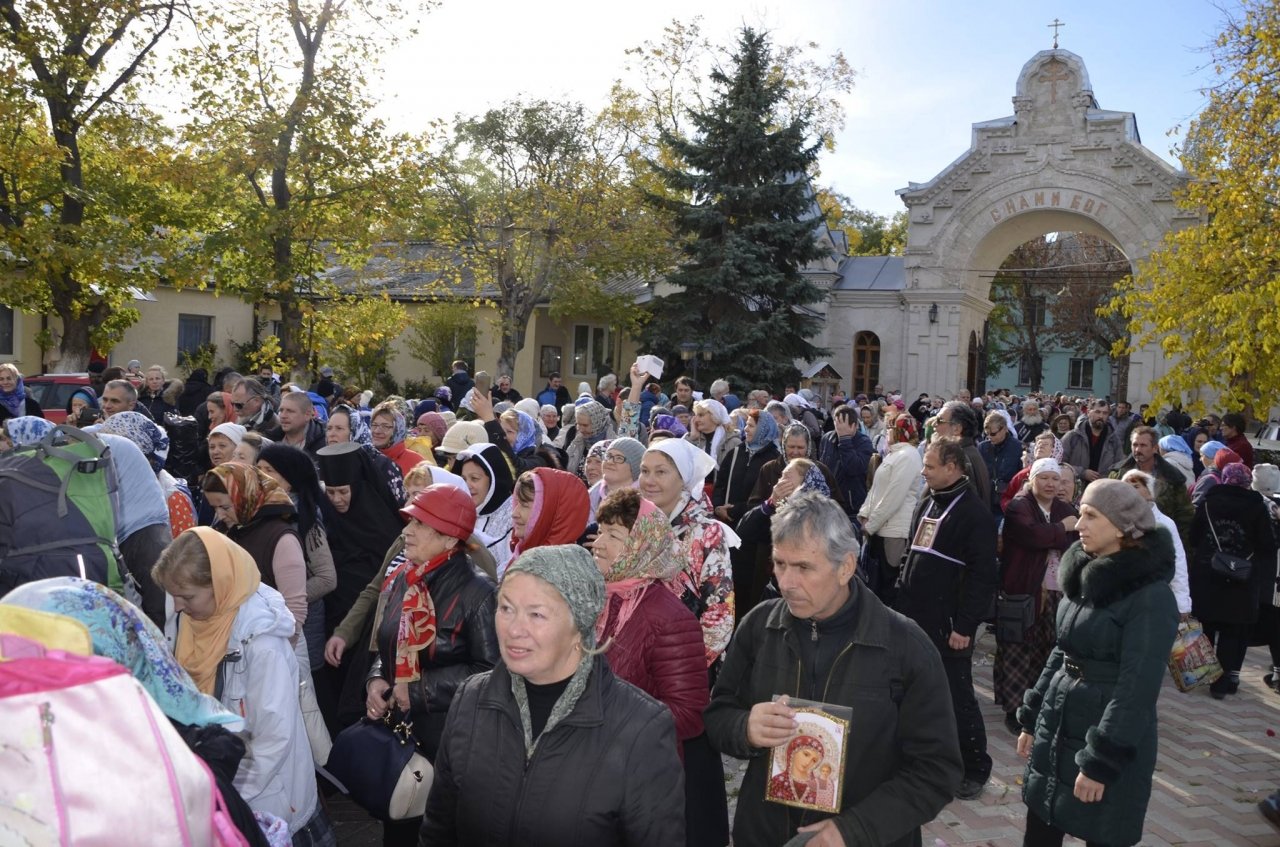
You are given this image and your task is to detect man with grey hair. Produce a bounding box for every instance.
[100,378,152,420]
[231,376,283,439]
[706,491,961,847]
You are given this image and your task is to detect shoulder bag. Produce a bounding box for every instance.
[1207,504,1252,584]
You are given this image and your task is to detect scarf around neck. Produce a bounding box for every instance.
[383,546,456,684]
[594,499,680,644]
[0,376,26,417]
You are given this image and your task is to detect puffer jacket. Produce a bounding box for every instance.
[212,585,318,835]
[599,582,708,752]
[370,550,500,761]
[1018,530,1178,847]
[418,657,685,846]
[704,582,961,847]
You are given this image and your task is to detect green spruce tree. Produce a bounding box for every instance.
[644,27,830,392]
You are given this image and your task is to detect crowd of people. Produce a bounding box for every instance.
[1,355,1278,847]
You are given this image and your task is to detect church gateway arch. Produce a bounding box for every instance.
[884,48,1198,401]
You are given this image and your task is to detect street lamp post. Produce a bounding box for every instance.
[679,341,714,384]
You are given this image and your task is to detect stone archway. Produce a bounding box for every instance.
[895,49,1198,401]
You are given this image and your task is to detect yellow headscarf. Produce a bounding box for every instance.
[173,527,261,695]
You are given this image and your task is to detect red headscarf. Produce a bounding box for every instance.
[511,468,589,557]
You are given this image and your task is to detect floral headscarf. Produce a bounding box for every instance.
[512,410,539,454]
[1222,462,1253,488]
[799,465,831,498]
[101,410,170,474]
[205,462,295,528]
[587,438,613,464]
[576,400,614,446]
[1,577,242,729]
[651,414,687,438]
[416,411,447,444]
[4,415,53,447]
[747,410,780,455]
[375,407,408,447]
[595,498,681,644]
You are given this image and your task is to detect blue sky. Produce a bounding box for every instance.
[379,0,1228,218]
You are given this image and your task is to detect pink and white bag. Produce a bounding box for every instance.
[0,635,249,846]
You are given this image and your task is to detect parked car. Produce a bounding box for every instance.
[1250,421,1280,466]
[24,374,92,425]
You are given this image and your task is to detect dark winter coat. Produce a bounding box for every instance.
[176,371,215,416]
[712,442,779,523]
[1188,484,1277,626]
[896,478,999,656]
[818,431,873,515]
[979,433,1024,511]
[599,583,708,751]
[1000,493,1077,626]
[704,582,962,847]
[282,418,326,457]
[0,394,43,425]
[418,657,685,847]
[445,370,475,404]
[371,550,500,761]
[1018,529,1179,847]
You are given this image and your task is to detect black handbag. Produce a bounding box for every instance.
[996,592,1036,643]
[326,711,432,821]
[1207,505,1252,584]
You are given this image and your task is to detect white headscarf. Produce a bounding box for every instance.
[782,393,812,411]
[209,422,246,446]
[1029,457,1061,479]
[648,438,717,500]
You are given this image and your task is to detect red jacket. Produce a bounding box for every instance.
[380,440,425,479]
[1000,493,1078,620]
[1225,432,1255,468]
[600,582,708,756]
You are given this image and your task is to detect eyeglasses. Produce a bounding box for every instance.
[604,453,629,464]
[984,428,1004,436]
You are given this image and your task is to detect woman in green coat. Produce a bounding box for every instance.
[1016,479,1179,847]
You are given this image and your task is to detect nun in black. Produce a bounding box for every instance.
[451,443,516,577]
[317,442,405,730]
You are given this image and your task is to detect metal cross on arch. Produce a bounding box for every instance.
[1048,18,1065,49]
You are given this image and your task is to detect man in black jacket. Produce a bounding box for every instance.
[896,436,998,801]
[706,492,962,847]
[276,392,326,457]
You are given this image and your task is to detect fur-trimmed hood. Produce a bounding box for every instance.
[1059,526,1175,607]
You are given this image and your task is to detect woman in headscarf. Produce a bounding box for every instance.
[153,528,333,845]
[709,409,779,614]
[258,443,338,672]
[0,578,275,847]
[688,398,741,470]
[564,400,615,483]
[452,442,517,575]
[1188,461,1278,699]
[408,410,446,465]
[1182,425,1208,477]
[419,545,685,846]
[1001,430,1064,512]
[592,488,726,847]
[510,468,590,565]
[65,385,99,422]
[327,403,406,505]
[4,414,53,448]
[996,457,1078,735]
[583,438,608,489]
[100,410,197,536]
[588,436,645,522]
[203,462,308,633]
[1157,434,1196,486]
[370,401,425,478]
[640,438,735,675]
[0,362,42,424]
[363,484,500,845]
[1016,481,1178,847]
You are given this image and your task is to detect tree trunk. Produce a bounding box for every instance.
[1113,349,1131,403]
[49,122,99,373]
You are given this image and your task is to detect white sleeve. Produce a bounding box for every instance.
[1158,508,1192,614]
[232,638,302,822]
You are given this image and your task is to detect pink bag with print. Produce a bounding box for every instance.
[0,635,249,846]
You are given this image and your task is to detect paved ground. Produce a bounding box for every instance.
[330,631,1280,846]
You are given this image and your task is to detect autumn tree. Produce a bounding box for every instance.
[310,292,407,392]
[179,0,421,377]
[0,1,199,371]
[643,28,830,390]
[1112,0,1280,417]
[405,300,480,380]
[817,190,907,255]
[423,100,671,376]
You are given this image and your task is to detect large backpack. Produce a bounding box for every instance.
[0,634,250,846]
[0,425,123,598]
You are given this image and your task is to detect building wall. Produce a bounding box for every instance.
[987,351,1113,398]
[113,288,256,375]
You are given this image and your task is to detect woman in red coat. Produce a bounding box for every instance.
[592,488,727,847]
[994,457,1078,734]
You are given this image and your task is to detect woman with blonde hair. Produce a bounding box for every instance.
[0,362,42,424]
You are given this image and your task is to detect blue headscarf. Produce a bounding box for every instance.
[0,373,26,418]
[5,415,53,447]
[651,414,687,438]
[67,386,99,414]
[800,464,831,498]
[512,410,539,454]
[747,411,780,455]
[1158,434,1193,457]
[100,411,170,474]
[1,578,242,729]
[1181,425,1205,453]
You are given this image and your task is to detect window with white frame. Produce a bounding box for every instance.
[571,325,611,377]
[1068,357,1094,391]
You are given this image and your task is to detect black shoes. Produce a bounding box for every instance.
[1210,677,1240,700]
[1264,673,1280,695]
[1260,790,1280,829]
[955,778,987,801]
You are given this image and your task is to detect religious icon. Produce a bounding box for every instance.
[765,697,851,814]
[912,515,939,550]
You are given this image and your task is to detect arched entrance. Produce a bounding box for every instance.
[894,49,1196,402]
